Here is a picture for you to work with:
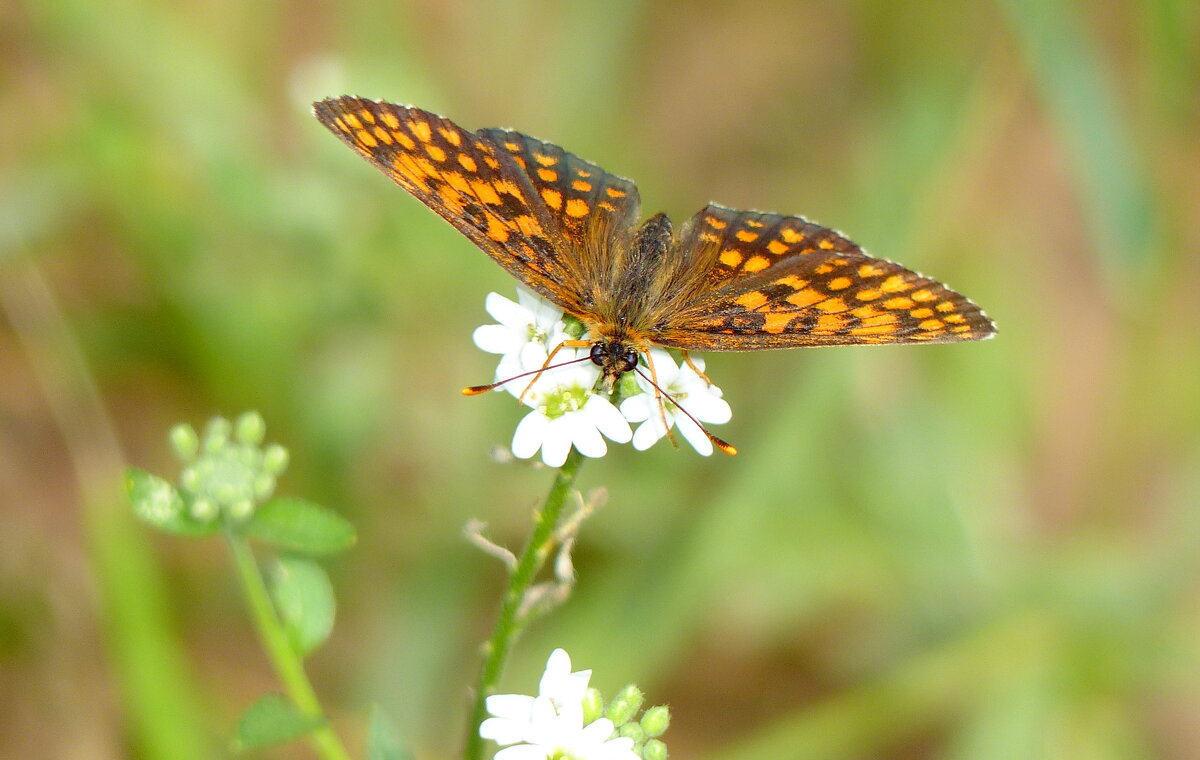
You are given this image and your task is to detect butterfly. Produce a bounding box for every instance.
[313,97,995,451]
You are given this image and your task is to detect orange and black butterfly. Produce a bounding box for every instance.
[313,97,995,449]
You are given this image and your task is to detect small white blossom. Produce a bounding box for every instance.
[510,355,632,467]
[619,349,731,455]
[480,649,638,760]
[474,287,572,389]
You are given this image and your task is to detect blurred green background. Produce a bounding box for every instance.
[3,0,1199,757]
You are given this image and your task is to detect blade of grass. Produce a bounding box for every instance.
[997,0,1157,284]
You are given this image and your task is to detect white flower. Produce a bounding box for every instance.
[510,356,632,467]
[472,287,734,461]
[619,349,732,456]
[472,284,566,369]
[480,649,638,760]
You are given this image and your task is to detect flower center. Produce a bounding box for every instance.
[526,321,550,344]
[539,382,591,419]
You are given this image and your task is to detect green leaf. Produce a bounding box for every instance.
[270,556,335,656]
[233,694,321,752]
[243,497,356,555]
[124,468,220,536]
[367,705,413,760]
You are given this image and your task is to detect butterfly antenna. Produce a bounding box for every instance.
[462,355,592,396]
[633,368,737,456]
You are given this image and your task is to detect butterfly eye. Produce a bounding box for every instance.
[620,348,639,373]
[589,343,607,366]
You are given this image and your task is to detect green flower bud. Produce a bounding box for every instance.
[253,473,276,500]
[213,481,240,505]
[615,372,641,400]
[180,465,202,493]
[236,442,261,468]
[235,410,266,445]
[169,424,199,461]
[582,687,604,725]
[563,314,586,339]
[190,497,218,522]
[263,444,289,475]
[617,722,645,743]
[203,417,231,454]
[640,705,670,737]
[605,684,644,727]
[642,738,668,760]
[228,497,255,522]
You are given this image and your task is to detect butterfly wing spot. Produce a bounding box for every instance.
[408,119,432,143]
[742,255,770,272]
[786,288,824,308]
[541,188,563,210]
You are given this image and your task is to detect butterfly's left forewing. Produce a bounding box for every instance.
[654,204,995,349]
[313,97,589,313]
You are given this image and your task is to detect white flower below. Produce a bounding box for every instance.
[619,349,731,456]
[480,649,638,760]
[510,355,632,467]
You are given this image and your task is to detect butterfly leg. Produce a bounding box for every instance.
[640,347,680,450]
[680,350,713,385]
[516,339,592,404]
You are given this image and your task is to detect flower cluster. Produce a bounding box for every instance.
[481,648,669,760]
[473,287,731,466]
[171,412,289,522]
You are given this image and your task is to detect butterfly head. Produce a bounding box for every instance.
[589,339,640,393]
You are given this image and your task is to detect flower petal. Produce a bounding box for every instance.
[570,414,608,459]
[540,418,573,467]
[485,694,536,720]
[494,745,551,760]
[587,397,632,443]
[676,414,714,456]
[511,411,549,460]
[474,323,520,354]
[631,419,667,451]
[618,395,652,423]
[479,717,528,746]
[485,291,529,328]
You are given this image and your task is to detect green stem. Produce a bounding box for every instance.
[227,532,351,760]
[464,448,585,760]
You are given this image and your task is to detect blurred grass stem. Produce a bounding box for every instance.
[465,447,585,760]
